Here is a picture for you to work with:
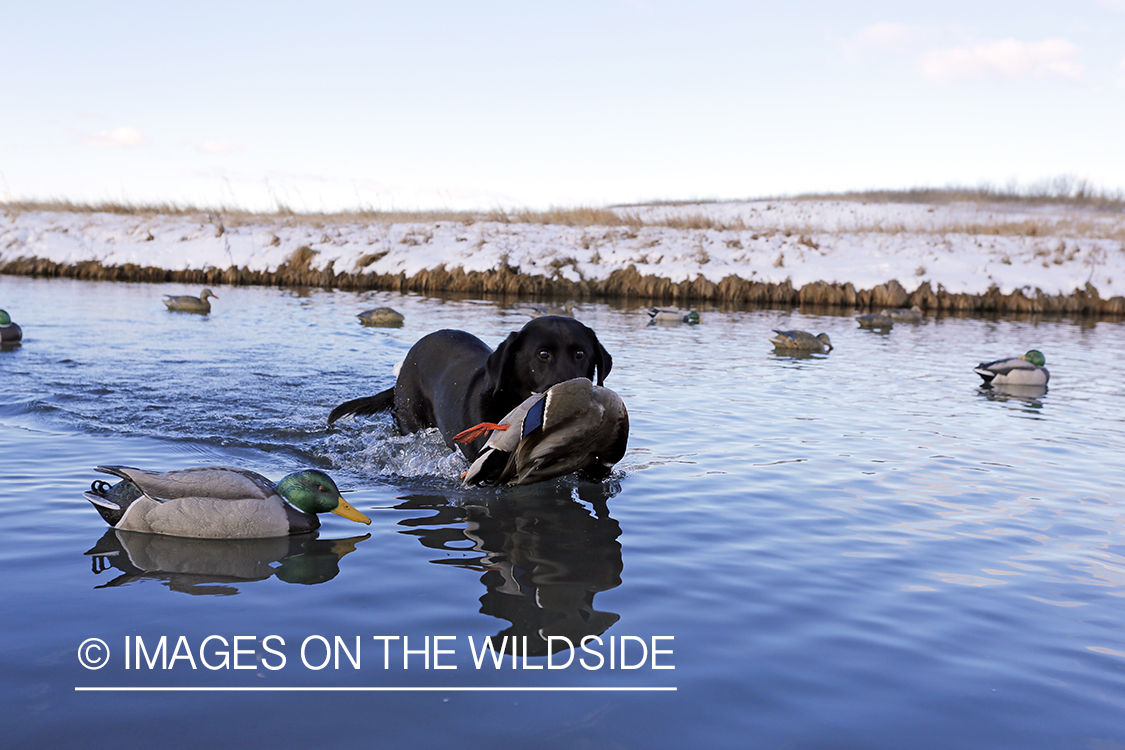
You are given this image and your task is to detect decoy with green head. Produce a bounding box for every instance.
[0,309,22,344]
[769,329,833,353]
[83,465,371,539]
[526,301,578,317]
[649,308,700,324]
[163,288,218,314]
[974,349,1049,387]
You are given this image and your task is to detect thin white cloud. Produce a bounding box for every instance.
[76,126,148,148]
[839,22,921,61]
[196,140,241,155]
[921,38,1084,81]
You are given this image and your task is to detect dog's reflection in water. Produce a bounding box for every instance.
[396,484,623,656]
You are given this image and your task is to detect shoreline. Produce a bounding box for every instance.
[3,256,1119,316]
[3,203,1123,315]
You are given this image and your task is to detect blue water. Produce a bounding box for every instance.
[2,275,1124,749]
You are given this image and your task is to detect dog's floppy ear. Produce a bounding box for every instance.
[485,331,520,398]
[590,332,612,385]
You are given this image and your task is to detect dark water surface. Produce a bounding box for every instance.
[2,276,1124,749]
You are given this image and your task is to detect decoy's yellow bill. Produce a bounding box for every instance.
[332,496,372,525]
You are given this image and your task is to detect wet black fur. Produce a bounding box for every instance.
[328,316,612,461]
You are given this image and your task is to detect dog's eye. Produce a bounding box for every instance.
[574,349,586,360]
[537,349,552,361]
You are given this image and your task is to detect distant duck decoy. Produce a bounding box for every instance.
[974,349,1050,387]
[357,307,405,327]
[769,329,833,353]
[163,288,218,314]
[856,312,894,330]
[0,309,22,343]
[526,301,578,317]
[454,377,629,486]
[649,308,700,324]
[883,305,924,323]
[83,465,371,539]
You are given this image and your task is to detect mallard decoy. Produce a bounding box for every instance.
[649,308,700,324]
[454,377,629,486]
[974,349,1049,387]
[768,329,833,353]
[0,309,22,344]
[83,466,371,539]
[163,288,218,314]
[526,301,578,317]
[357,307,404,327]
[856,312,894,330]
[883,305,924,323]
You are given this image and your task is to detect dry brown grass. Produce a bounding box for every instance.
[646,213,749,231]
[485,206,633,227]
[782,218,1125,241]
[0,199,753,232]
[2,198,218,217]
[0,199,482,227]
[790,177,1125,211]
[5,176,1123,240]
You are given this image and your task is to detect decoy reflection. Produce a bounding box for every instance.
[85,528,370,595]
[978,383,1049,409]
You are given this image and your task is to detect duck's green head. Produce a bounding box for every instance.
[275,469,371,525]
[0,310,10,326]
[1021,350,1046,367]
[686,311,701,324]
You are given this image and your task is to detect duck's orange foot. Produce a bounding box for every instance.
[453,422,510,443]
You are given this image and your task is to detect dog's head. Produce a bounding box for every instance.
[486,316,613,402]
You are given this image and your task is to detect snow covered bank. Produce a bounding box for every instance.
[2,200,1124,313]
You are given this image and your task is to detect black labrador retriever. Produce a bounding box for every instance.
[328,316,613,461]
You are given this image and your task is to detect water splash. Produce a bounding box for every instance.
[321,423,467,483]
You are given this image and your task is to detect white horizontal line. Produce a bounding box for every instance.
[76,686,676,692]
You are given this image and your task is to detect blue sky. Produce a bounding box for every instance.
[2,1,1123,211]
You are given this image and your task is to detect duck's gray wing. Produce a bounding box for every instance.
[95,466,276,501]
[769,330,797,347]
[974,356,1034,376]
[974,357,1048,385]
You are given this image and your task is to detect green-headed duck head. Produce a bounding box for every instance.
[275,469,371,525]
[1021,350,1046,367]
[686,311,701,324]
[0,310,11,326]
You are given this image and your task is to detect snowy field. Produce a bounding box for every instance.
[2,200,1123,299]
